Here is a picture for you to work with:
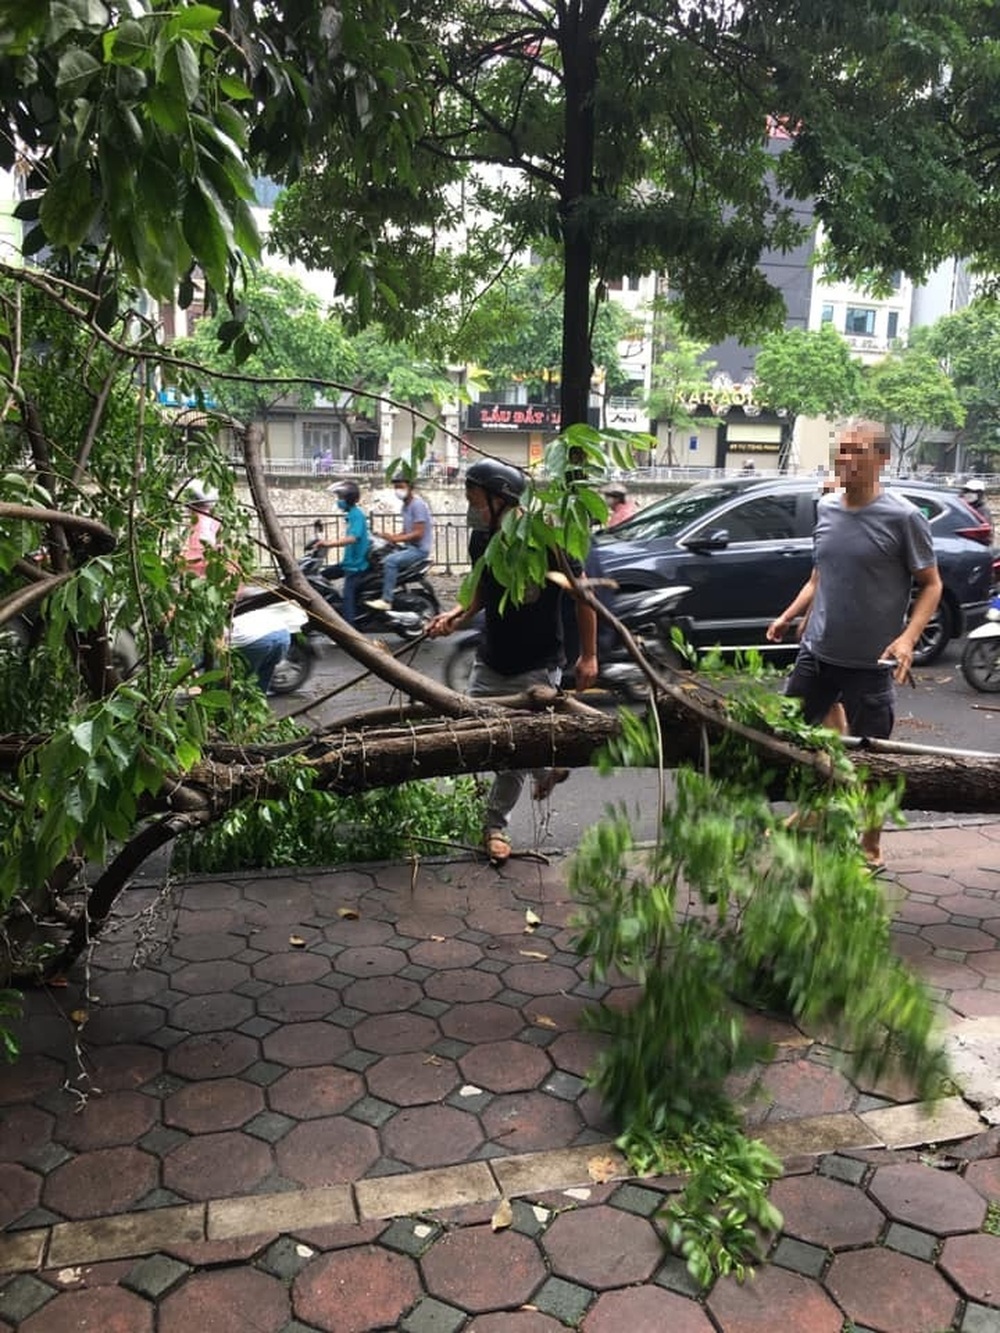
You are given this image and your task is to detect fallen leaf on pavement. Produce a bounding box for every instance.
[430,934,446,942]
[524,908,541,926]
[69,1009,88,1027]
[587,1155,620,1183]
[337,907,360,919]
[491,1198,513,1231]
[288,935,306,948]
[531,1014,558,1029]
[519,949,549,960]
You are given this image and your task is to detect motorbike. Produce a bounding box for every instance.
[442,583,692,700]
[298,535,440,643]
[960,592,1000,692]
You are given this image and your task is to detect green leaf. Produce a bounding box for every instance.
[38,161,98,249]
[55,47,101,99]
[168,5,221,36]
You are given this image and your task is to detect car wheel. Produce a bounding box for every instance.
[911,600,953,666]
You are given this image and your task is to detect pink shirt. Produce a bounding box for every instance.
[606,500,636,527]
[183,511,221,575]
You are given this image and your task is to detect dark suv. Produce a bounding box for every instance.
[593,477,994,665]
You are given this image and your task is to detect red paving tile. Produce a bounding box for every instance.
[939,1232,1000,1301]
[169,993,255,1033]
[0,1105,55,1165]
[543,1205,663,1287]
[256,983,338,1023]
[439,1001,524,1044]
[422,1225,546,1311]
[250,951,330,984]
[20,1286,153,1332]
[82,1042,163,1090]
[162,1130,273,1199]
[54,1089,159,1150]
[0,1053,65,1103]
[268,1065,364,1118]
[425,968,503,1004]
[584,1286,716,1331]
[381,1104,484,1167]
[159,1267,289,1333]
[966,1157,1000,1200]
[260,1020,351,1067]
[274,1116,380,1186]
[458,1040,552,1093]
[167,1031,260,1079]
[756,1058,856,1120]
[708,1264,844,1332]
[164,1078,265,1133]
[768,1174,883,1249]
[480,1090,584,1152]
[293,1246,421,1333]
[0,1161,40,1226]
[43,1146,157,1218]
[825,1248,960,1332]
[171,959,251,995]
[342,976,423,1014]
[467,1316,565,1332]
[409,937,484,968]
[335,945,406,977]
[353,1012,441,1054]
[869,1162,987,1233]
[364,1051,459,1105]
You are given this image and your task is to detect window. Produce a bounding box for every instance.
[626,275,641,292]
[887,311,899,340]
[845,307,876,336]
[303,421,341,458]
[690,494,800,544]
[820,304,834,324]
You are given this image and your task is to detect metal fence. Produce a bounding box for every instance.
[253,512,476,576]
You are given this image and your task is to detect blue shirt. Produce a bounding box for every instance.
[402,494,433,556]
[341,506,370,572]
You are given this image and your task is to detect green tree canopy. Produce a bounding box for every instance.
[644,304,718,465]
[859,343,965,475]
[923,301,1000,469]
[170,269,358,420]
[752,325,863,465]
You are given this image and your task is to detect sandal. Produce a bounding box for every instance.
[532,767,570,802]
[863,857,887,878]
[484,829,512,865]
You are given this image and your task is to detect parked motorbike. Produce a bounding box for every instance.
[299,535,440,642]
[960,592,1000,692]
[442,583,692,700]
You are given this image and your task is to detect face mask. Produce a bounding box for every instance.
[466,504,490,531]
[393,488,408,504]
[336,499,349,512]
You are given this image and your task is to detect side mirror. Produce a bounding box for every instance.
[686,528,730,552]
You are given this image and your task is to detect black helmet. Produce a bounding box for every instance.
[330,479,360,505]
[465,459,526,506]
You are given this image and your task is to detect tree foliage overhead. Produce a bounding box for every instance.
[751,324,863,462]
[859,341,965,475]
[924,300,1000,467]
[268,0,1000,430]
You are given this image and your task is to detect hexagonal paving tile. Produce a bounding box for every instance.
[0,1053,65,1105]
[260,1020,351,1067]
[824,1247,959,1332]
[342,976,423,1015]
[0,1105,55,1166]
[425,969,502,1005]
[275,1117,380,1186]
[252,952,330,985]
[708,1264,843,1332]
[256,984,337,1023]
[336,945,406,977]
[584,1287,716,1332]
[171,931,245,962]
[170,960,251,996]
[294,1245,421,1333]
[869,1162,987,1234]
[82,1043,163,1091]
[440,1002,523,1044]
[364,1051,459,1106]
[542,1205,662,1288]
[458,1040,551,1094]
[768,1174,884,1249]
[381,1104,484,1168]
[164,1078,265,1133]
[20,1285,154,1332]
[54,1090,159,1151]
[409,938,484,970]
[268,1066,364,1119]
[422,1225,546,1312]
[754,1058,856,1121]
[939,1232,1000,1302]
[76,1003,166,1045]
[169,994,255,1034]
[353,1013,441,1055]
[162,1131,273,1200]
[480,1091,582,1154]
[167,1032,259,1080]
[501,962,580,997]
[0,1162,41,1227]
[43,1146,157,1218]
[160,1267,289,1333]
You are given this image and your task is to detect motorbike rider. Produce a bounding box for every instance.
[427,458,598,865]
[181,480,222,576]
[960,478,993,537]
[314,480,371,626]
[367,472,433,612]
[602,483,636,528]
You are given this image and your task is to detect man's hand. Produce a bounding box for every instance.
[573,652,599,691]
[427,607,465,639]
[766,614,791,642]
[879,636,916,685]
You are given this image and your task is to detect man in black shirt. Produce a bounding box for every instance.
[428,459,598,864]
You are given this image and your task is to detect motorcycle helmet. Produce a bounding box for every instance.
[465,459,526,506]
[329,479,360,505]
[182,479,219,508]
[603,483,627,500]
[962,478,986,496]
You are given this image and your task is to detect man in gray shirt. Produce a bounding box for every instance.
[766,421,942,869]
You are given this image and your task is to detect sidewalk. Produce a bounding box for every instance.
[1,821,1000,1331]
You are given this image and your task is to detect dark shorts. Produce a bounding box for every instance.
[785,649,895,739]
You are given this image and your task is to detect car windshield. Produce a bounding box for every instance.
[595,483,744,542]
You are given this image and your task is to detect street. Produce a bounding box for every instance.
[273,629,1000,850]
